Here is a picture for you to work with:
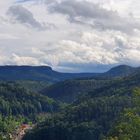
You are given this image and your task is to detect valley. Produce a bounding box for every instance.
[0,65,140,140]
[1,0,140,139]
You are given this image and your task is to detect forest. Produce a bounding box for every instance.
[0,65,140,140]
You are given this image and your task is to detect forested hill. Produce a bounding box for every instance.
[0,65,139,82]
[41,79,112,103]
[102,65,140,77]
[0,66,97,82]
[0,64,140,140]
[0,65,140,140]
[41,66,140,103]
[0,82,59,116]
[23,70,140,140]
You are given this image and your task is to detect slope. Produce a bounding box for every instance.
[23,71,140,140]
[0,82,59,116]
[0,65,139,83]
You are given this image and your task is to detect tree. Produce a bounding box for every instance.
[107,88,140,140]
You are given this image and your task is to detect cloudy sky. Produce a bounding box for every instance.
[0,0,140,72]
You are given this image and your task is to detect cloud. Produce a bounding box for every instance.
[11,54,40,65]
[49,0,140,33]
[0,0,140,72]
[0,33,19,40]
[26,30,140,72]
[1,28,140,72]
[16,0,57,5]
[7,5,46,30]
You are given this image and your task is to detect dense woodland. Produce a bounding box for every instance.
[0,65,140,140]
[23,66,140,140]
[106,88,140,139]
[23,95,132,140]
[0,82,59,116]
[42,79,113,103]
[0,82,60,139]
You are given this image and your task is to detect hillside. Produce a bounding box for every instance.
[0,66,61,82]
[0,65,139,83]
[41,65,140,103]
[0,82,59,116]
[0,81,61,139]
[42,79,113,103]
[14,80,51,93]
[23,71,140,140]
[0,66,97,82]
[0,65,140,140]
[101,65,139,77]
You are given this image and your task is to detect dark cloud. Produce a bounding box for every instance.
[7,5,45,30]
[49,0,140,33]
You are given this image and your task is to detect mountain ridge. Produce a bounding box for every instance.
[0,65,139,82]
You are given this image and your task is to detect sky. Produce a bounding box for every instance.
[0,0,140,72]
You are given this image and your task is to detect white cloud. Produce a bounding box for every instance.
[11,54,40,65]
[0,0,140,72]
[10,30,139,72]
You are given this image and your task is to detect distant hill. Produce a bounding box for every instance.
[103,65,139,77]
[0,66,61,82]
[0,65,139,83]
[0,66,97,82]
[41,65,140,102]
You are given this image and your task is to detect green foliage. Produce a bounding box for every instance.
[0,81,61,140]
[23,94,132,140]
[14,80,51,93]
[0,115,24,140]
[0,82,59,116]
[23,72,140,140]
[1,65,140,140]
[106,88,140,140]
[42,68,140,103]
[43,79,115,103]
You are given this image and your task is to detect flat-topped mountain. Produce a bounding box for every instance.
[0,65,59,82]
[0,65,97,82]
